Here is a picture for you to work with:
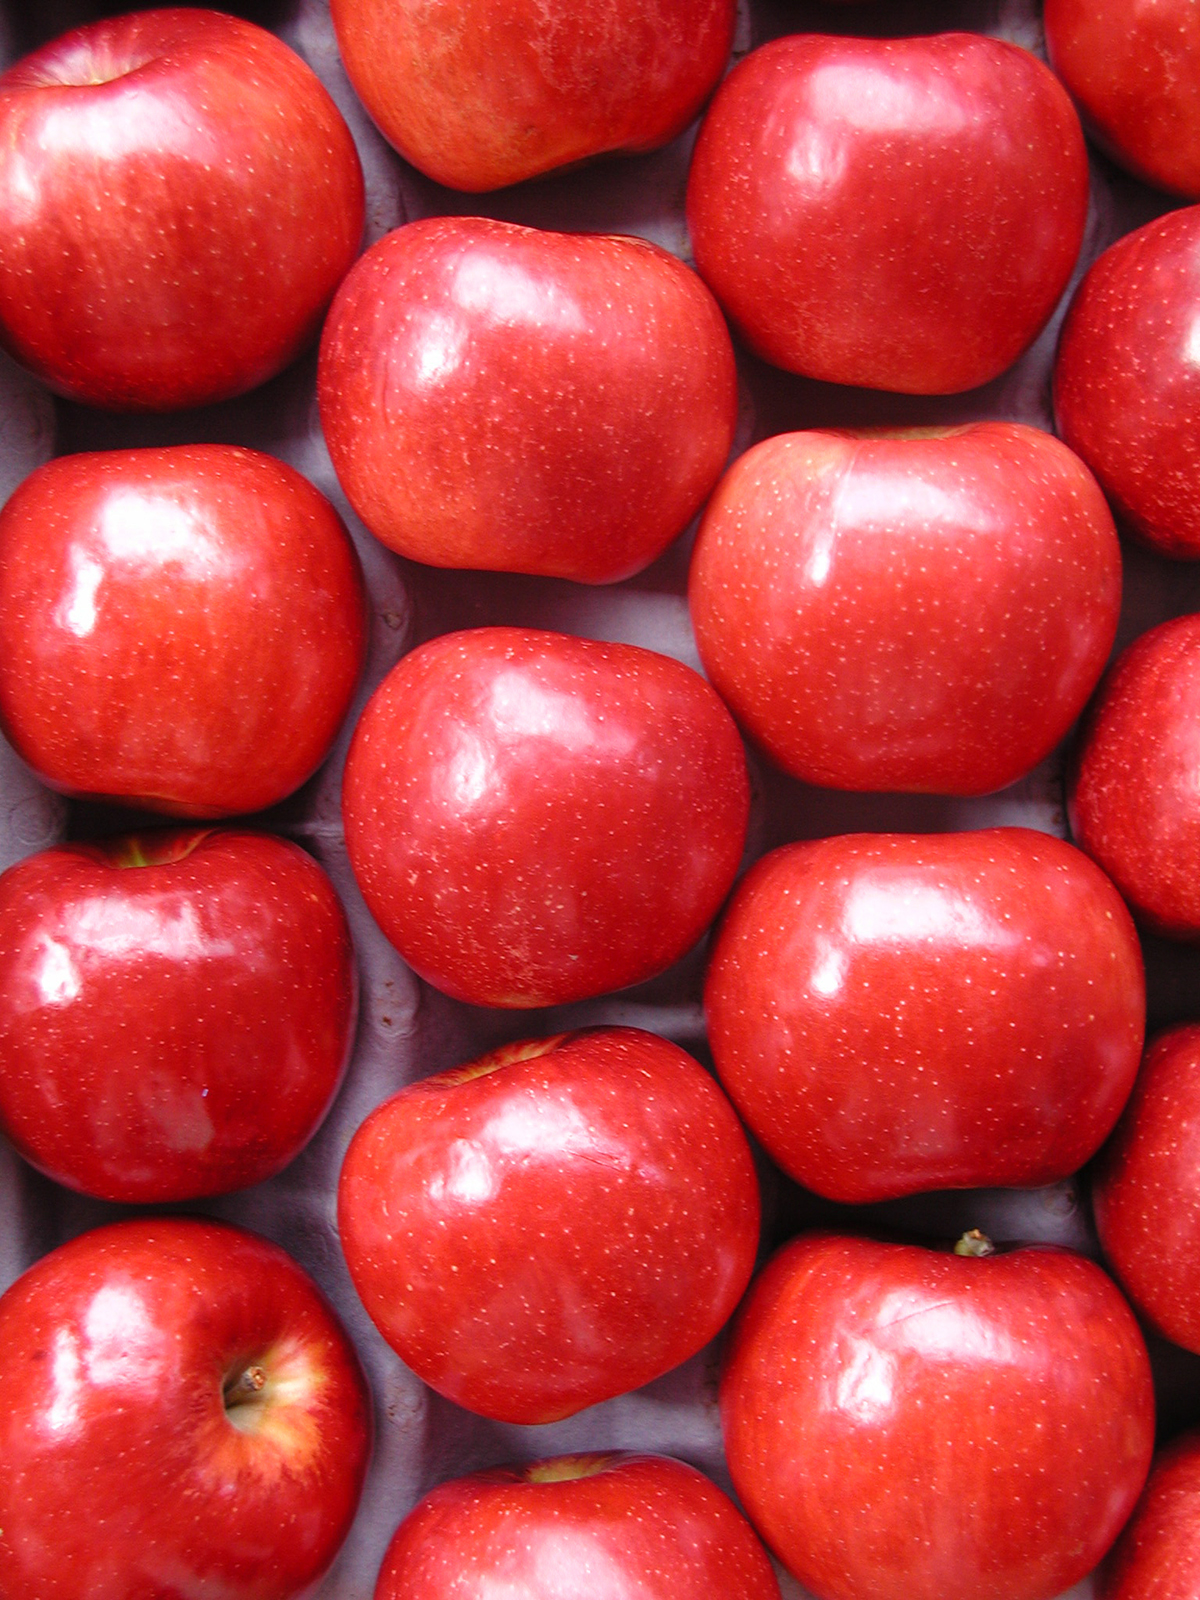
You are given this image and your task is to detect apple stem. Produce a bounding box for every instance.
[954,1229,996,1257]
[223,1363,268,1409]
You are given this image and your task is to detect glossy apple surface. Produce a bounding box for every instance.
[0,9,363,411]
[705,827,1145,1203]
[722,1231,1155,1600]
[0,828,356,1203]
[330,0,734,192]
[338,1027,760,1423]
[688,423,1121,794]
[319,217,737,584]
[1045,0,1200,199]
[0,1216,372,1600]
[1093,1025,1200,1355]
[1055,207,1200,559]
[686,32,1087,393]
[341,626,749,1007]
[373,1452,781,1599]
[0,444,367,818]
[1069,614,1200,938]
[1097,1429,1200,1600]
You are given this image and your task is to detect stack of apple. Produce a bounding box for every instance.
[1,0,1200,1597]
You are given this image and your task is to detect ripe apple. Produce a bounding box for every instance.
[0,8,364,412]
[686,32,1088,393]
[0,827,356,1203]
[1096,1428,1200,1599]
[1055,206,1200,560]
[1093,1024,1200,1356]
[688,422,1121,794]
[0,1216,372,1600]
[373,1452,781,1599]
[329,0,735,192]
[338,1027,760,1423]
[1045,0,1200,199]
[722,1230,1155,1600]
[0,444,367,818]
[1069,613,1200,938]
[341,626,749,1007]
[318,217,737,584]
[704,827,1145,1204]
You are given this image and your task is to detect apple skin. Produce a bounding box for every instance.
[1045,0,1200,199]
[1096,1429,1200,1600]
[721,1231,1155,1600]
[341,626,749,1008]
[1069,614,1200,939]
[1093,1024,1200,1356]
[318,217,737,584]
[0,9,364,412]
[0,1216,372,1600]
[0,828,357,1203]
[373,1452,781,1599]
[0,444,367,818]
[338,1027,760,1423]
[688,423,1121,794]
[704,827,1145,1204]
[686,32,1088,393]
[329,0,734,193]
[1055,207,1200,560]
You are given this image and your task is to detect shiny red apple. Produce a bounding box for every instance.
[704,827,1145,1204]
[330,0,735,192]
[1069,613,1200,938]
[722,1230,1155,1600]
[319,217,737,584]
[0,8,364,411]
[373,1452,781,1599]
[0,1216,372,1600]
[338,1027,760,1423]
[341,626,749,1007]
[0,444,367,818]
[1097,1429,1200,1599]
[0,827,356,1203]
[1055,206,1200,559]
[686,32,1087,393]
[688,422,1121,794]
[1045,0,1200,199]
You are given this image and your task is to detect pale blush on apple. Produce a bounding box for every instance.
[686,32,1088,393]
[330,0,735,192]
[0,828,357,1203]
[0,8,364,411]
[341,626,749,1008]
[0,1217,372,1600]
[338,1028,760,1423]
[318,217,737,584]
[0,445,367,818]
[372,1453,781,1599]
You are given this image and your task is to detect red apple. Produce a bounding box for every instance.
[1093,1024,1200,1356]
[0,1216,372,1600]
[688,423,1121,794]
[1045,0,1200,199]
[338,1027,760,1423]
[0,9,363,412]
[1096,1428,1200,1599]
[373,1452,781,1599]
[1055,206,1200,560]
[722,1230,1155,1600]
[0,827,356,1203]
[318,217,737,584]
[686,32,1088,393]
[329,0,734,192]
[341,626,749,1007]
[704,827,1145,1204]
[1069,613,1200,938]
[0,444,367,818]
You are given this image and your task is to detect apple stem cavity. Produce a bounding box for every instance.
[954,1229,997,1258]
[223,1361,269,1428]
[102,830,215,870]
[524,1454,619,1484]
